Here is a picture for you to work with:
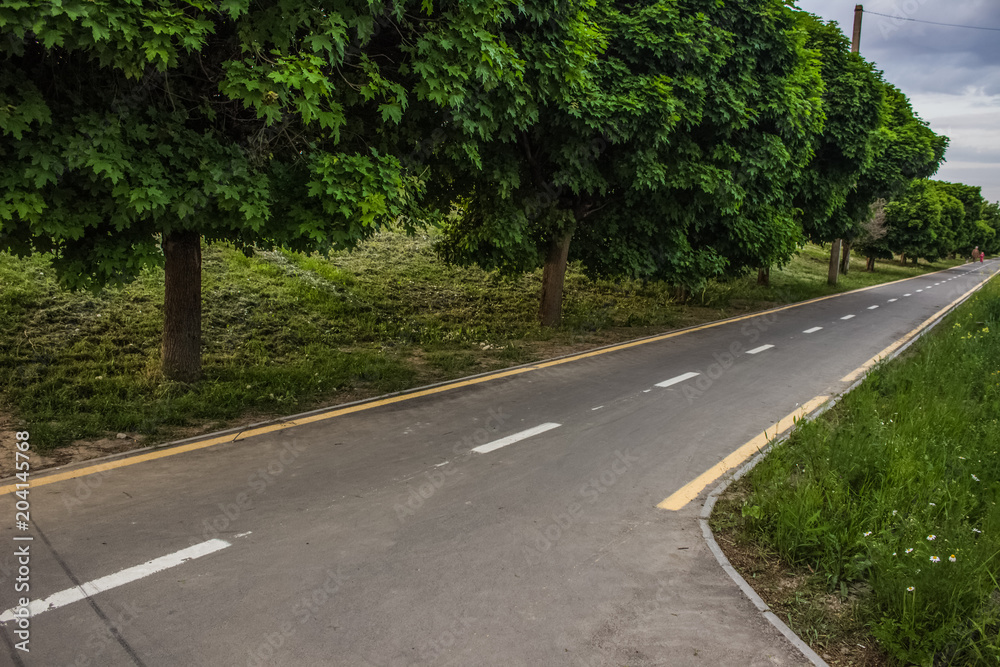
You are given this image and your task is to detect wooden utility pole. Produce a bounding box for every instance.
[851,3,864,53]
[829,5,864,286]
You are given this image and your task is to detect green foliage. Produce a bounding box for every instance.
[880,180,998,262]
[0,0,964,317]
[936,181,986,255]
[885,180,944,261]
[980,203,1000,255]
[434,0,825,293]
[794,13,885,244]
[0,0,532,289]
[843,83,948,263]
[733,281,1000,664]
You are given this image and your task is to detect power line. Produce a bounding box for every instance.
[865,10,1000,32]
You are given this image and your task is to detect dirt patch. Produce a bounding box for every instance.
[0,411,150,479]
[0,383,406,481]
[8,436,146,477]
[711,481,888,667]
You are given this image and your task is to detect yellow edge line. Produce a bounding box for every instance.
[656,395,831,511]
[657,264,1000,512]
[0,262,979,496]
[839,271,997,383]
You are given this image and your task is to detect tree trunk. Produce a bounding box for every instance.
[912,257,918,265]
[866,256,876,272]
[828,239,842,286]
[161,230,202,382]
[538,229,574,327]
[840,240,852,275]
[900,253,907,266]
[757,267,770,287]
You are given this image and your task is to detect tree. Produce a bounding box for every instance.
[854,198,888,271]
[876,179,997,265]
[0,1,522,380]
[824,84,943,275]
[931,187,965,260]
[935,181,986,257]
[791,13,884,282]
[435,0,824,326]
[884,180,944,263]
[980,202,1000,255]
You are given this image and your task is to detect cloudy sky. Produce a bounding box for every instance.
[793,0,1000,203]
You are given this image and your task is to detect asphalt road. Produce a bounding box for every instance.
[2,260,998,667]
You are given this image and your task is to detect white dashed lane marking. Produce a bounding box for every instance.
[803,327,823,334]
[472,423,562,454]
[746,345,775,355]
[0,538,237,622]
[656,372,701,388]
[841,315,856,320]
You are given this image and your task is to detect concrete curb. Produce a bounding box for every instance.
[699,264,999,666]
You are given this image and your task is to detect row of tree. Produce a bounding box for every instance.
[854,180,1000,268]
[432,9,948,314]
[0,1,984,382]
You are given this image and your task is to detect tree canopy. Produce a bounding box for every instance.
[794,12,884,247]
[868,179,1000,264]
[435,0,825,324]
[0,1,982,378]
[0,0,536,378]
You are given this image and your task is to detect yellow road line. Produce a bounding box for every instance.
[658,264,1000,512]
[656,395,830,511]
[0,263,982,496]
[841,272,998,383]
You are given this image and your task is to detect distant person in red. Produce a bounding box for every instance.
[981,251,985,263]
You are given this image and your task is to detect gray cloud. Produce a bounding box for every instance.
[941,145,1000,165]
[935,163,1000,202]
[931,112,1000,128]
[796,0,1000,94]
[794,0,1000,202]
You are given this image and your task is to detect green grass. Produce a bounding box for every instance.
[715,279,1000,665]
[0,230,963,454]
[702,244,962,307]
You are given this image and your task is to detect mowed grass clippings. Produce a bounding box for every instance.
[714,278,1000,665]
[0,231,964,456]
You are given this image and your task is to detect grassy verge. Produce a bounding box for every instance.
[0,231,963,467]
[712,278,1000,666]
